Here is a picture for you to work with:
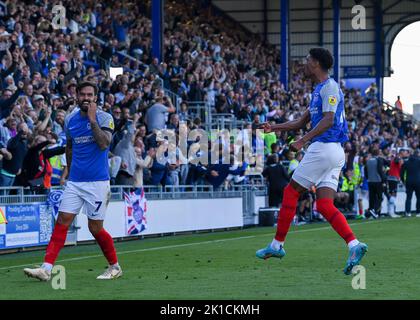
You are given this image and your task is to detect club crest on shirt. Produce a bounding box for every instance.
[87,122,91,130]
[312,93,319,103]
[328,95,337,106]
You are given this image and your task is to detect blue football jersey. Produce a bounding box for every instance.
[309,78,348,144]
[64,107,114,182]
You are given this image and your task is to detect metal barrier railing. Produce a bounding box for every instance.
[164,88,181,112]
[382,100,418,124]
[184,102,249,131]
[210,114,247,131]
[0,184,267,204]
[185,101,210,126]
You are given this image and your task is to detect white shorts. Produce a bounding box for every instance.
[59,181,111,220]
[292,141,345,191]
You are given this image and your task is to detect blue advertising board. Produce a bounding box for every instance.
[0,203,54,249]
[343,66,374,78]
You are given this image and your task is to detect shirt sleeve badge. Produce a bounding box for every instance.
[328,95,337,106]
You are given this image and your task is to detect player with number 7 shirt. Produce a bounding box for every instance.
[24,81,122,281]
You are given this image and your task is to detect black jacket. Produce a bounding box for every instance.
[401,155,420,186]
[2,132,28,175]
[20,141,65,184]
[262,163,290,191]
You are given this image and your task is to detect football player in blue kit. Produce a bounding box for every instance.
[24,82,122,281]
[256,48,368,275]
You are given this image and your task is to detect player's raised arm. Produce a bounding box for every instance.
[262,109,310,133]
[87,102,113,151]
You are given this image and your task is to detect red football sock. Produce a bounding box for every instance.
[274,183,301,242]
[94,228,118,265]
[317,198,356,244]
[44,222,69,265]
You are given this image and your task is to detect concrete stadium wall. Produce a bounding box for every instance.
[360,191,417,215]
[76,198,244,241]
[0,191,416,251]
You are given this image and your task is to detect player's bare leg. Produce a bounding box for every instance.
[315,187,368,275]
[24,212,75,281]
[256,180,306,259]
[89,219,122,280]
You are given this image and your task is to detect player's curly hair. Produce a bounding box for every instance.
[309,47,334,71]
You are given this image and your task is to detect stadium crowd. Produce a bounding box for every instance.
[0,0,418,219]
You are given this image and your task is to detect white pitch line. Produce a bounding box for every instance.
[0,218,394,271]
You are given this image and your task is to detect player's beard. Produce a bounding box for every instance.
[79,100,90,112]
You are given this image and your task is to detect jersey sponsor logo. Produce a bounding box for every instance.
[328,95,338,106]
[74,135,95,144]
[309,104,318,116]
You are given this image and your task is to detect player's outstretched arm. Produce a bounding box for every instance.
[264,110,310,132]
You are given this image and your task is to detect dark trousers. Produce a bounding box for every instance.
[388,180,398,194]
[385,180,398,199]
[368,182,383,214]
[346,190,355,211]
[268,187,284,208]
[405,183,420,214]
[116,171,134,186]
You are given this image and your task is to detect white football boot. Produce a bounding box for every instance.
[96,265,123,280]
[23,267,51,281]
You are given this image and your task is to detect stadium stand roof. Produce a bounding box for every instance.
[211,0,420,97]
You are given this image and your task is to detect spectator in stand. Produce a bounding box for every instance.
[0,0,416,197]
[148,137,170,186]
[394,96,403,111]
[340,169,357,213]
[0,123,30,187]
[262,154,289,207]
[365,148,386,219]
[178,102,189,122]
[400,149,420,217]
[145,95,176,133]
[167,113,180,131]
[17,135,65,193]
[133,143,154,188]
[386,151,403,218]
[113,115,139,186]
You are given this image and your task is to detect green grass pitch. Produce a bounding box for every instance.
[1,217,420,300]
